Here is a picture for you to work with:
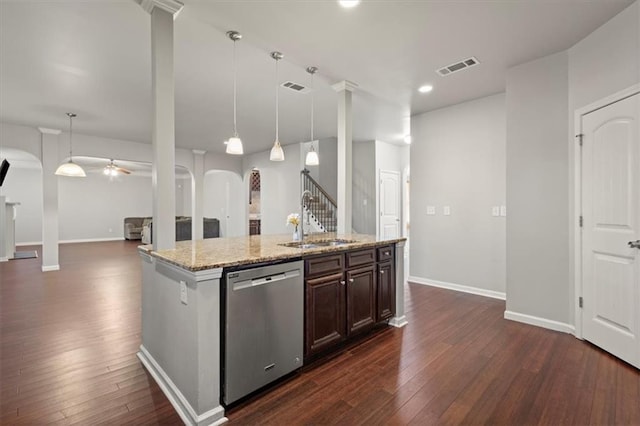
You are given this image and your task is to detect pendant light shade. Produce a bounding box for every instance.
[305,66,319,167]
[269,51,285,162]
[305,145,319,166]
[55,112,86,177]
[225,30,243,155]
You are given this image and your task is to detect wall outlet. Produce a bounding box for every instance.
[180,281,188,305]
[500,205,507,217]
[427,206,436,215]
[443,206,451,216]
[492,206,500,217]
[363,199,367,206]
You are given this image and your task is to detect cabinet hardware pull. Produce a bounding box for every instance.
[340,280,345,286]
[349,278,354,283]
[384,252,390,255]
[380,270,385,274]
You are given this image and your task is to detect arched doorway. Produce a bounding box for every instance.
[248,169,261,235]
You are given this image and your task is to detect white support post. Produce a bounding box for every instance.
[39,127,61,271]
[332,80,358,235]
[143,0,183,250]
[192,150,205,240]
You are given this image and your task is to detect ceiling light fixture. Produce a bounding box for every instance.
[339,0,360,8]
[418,85,433,93]
[225,30,243,155]
[55,112,86,177]
[270,51,285,162]
[305,66,319,167]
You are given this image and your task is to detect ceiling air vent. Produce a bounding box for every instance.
[281,81,312,94]
[436,56,480,77]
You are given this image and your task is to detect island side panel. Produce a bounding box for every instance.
[390,240,408,327]
[138,251,226,425]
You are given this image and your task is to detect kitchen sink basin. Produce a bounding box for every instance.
[279,239,356,249]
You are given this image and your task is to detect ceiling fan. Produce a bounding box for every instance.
[103,159,131,176]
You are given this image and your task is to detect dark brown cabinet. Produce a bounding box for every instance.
[305,272,346,356]
[346,265,376,336]
[304,246,395,359]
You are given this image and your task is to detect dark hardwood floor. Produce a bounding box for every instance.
[1,241,638,425]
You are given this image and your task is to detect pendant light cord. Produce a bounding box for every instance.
[275,58,279,142]
[69,114,73,160]
[233,39,238,137]
[310,72,314,141]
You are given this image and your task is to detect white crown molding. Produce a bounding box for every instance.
[138,0,184,17]
[38,127,61,135]
[331,80,359,93]
[192,149,206,155]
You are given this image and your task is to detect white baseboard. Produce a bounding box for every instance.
[504,310,575,334]
[60,237,124,244]
[137,345,227,426]
[0,256,8,262]
[16,241,42,247]
[42,265,60,272]
[408,276,506,300]
[389,315,408,328]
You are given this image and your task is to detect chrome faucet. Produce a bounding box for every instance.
[301,190,313,241]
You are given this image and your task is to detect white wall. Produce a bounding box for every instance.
[318,137,338,201]
[411,93,506,294]
[203,170,245,237]
[242,143,303,235]
[1,166,42,244]
[352,141,376,234]
[58,173,152,241]
[506,52,570,323]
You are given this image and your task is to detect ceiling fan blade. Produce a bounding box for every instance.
[115,167,131,175]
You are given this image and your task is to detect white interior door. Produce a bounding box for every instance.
[582,92,640,368]
[379,170,400,239]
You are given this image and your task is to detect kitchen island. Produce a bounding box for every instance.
[138,233,407,426]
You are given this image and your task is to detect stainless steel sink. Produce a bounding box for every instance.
[279,239,356,249]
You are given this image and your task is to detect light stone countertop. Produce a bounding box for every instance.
[139,233,406,272]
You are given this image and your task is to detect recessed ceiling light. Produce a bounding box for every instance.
[339,0,360,8]
[418,85,433,93]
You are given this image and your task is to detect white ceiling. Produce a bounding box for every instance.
[0,0,633,155]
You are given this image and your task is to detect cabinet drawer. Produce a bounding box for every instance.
[346,248,376,269]
[305,253,344,278]
[377,245,394,262]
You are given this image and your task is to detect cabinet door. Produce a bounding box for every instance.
[346,265,376,336]
[305,272,346,357]
[377,261,395,321]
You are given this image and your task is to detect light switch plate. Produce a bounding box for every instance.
[500,205,507,217]
[180,280,188,305]
[443,206,451,216]
[492,206,500,217]
[427,206,436,215]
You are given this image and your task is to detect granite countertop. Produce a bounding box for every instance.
[139,233,406,272]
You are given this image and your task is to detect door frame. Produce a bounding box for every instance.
[573,83,640,339]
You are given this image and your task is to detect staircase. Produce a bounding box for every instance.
[301,169,337,233]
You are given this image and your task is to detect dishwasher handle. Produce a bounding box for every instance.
[232,269,301,291]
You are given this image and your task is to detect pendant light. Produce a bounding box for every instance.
[269,51,285,161]
[225,30,243,155]
[305,66,319,166]
[55,112,86,177]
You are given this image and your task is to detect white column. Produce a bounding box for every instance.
[39,127,61,271]
[192,150,205,240]
[140,0,183,250]
[332,80,358,235]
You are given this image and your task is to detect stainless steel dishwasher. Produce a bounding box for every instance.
[222,260,304,405]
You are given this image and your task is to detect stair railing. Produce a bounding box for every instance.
[301,169,337,232]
